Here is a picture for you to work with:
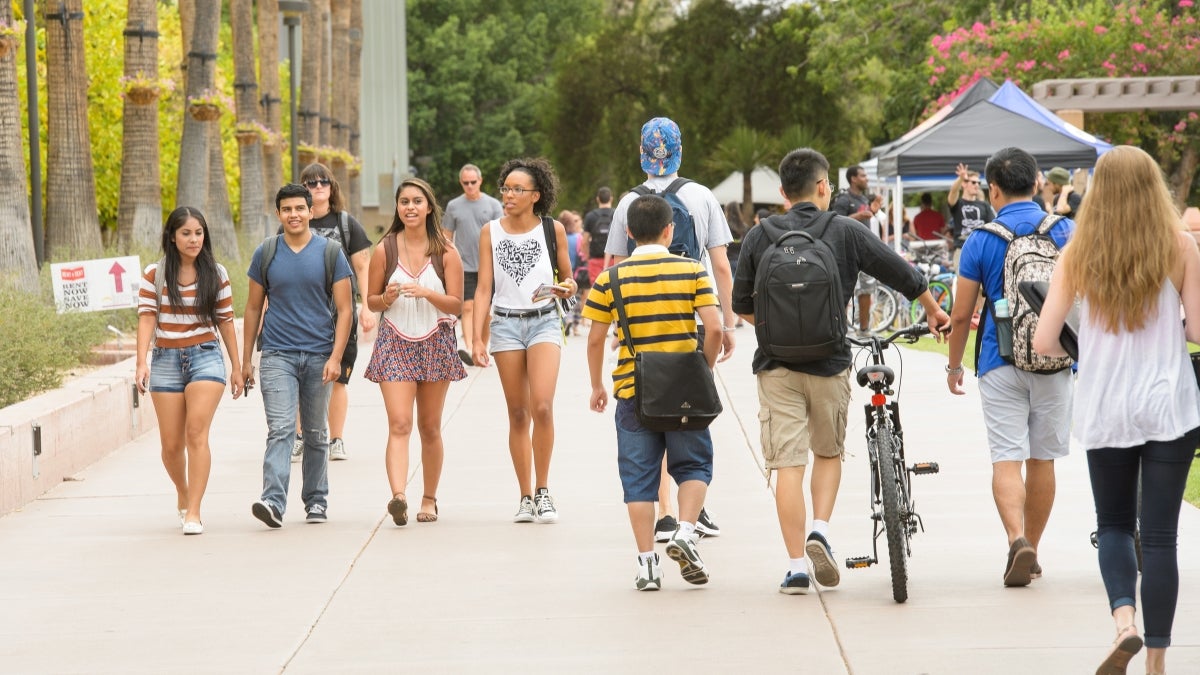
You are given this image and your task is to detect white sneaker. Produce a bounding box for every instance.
[513,495,535,523]
[290,436,303,463]
[665,530,709,585]
[182,521,204,535]
[533,488,558,523]
[635,554,662,591]
[329,438,347,461]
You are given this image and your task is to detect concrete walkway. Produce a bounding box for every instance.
[1,328,1198,674]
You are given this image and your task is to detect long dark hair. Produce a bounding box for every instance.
[160,206,222,326]
[386,178,448,259]
[299,162,344,213]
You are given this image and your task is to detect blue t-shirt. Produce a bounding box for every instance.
[958,201,1074,377]
[248,234,352,354]
[566,232,582,271]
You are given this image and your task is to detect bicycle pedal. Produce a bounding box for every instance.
[910,461,940,475]
[845,556,875,569]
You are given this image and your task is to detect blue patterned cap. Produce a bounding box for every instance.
[640,117,682,177]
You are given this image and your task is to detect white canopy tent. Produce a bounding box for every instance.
[710,166,786,206]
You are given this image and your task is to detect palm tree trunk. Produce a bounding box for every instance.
[347,0,363,218]
[1168,145,1198,213]
[206,127,239,259]
[258,0,284,222]
[0,1,38,289]
[118,0,162,253]
[44,0,102,259]
[300,1,324,149]
[231,0,267,239]
[330,0,350,190]
[175,0,217,212]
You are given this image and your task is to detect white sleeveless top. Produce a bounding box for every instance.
[381,256,456,341]
[1073,281,1200,448]
[488,219,556,312]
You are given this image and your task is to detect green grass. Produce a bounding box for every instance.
[900,329,978,372]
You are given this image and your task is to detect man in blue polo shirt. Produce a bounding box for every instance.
[944,147,1074,588]
[242,183,354,528]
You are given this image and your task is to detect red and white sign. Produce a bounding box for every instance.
[50,256,142,314]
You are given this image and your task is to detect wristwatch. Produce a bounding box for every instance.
[945,364,964,375]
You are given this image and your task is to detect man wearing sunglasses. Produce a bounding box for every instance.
[442,163,503,365]
[948,162,996,255]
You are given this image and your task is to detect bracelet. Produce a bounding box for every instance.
[721,326,737,333]
[945,364,964,375]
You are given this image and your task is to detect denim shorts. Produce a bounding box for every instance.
[149,340,226,393]
[489,306,562,353]
[615,397,713,503]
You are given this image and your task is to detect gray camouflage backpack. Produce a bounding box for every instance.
[976,213,1072,373]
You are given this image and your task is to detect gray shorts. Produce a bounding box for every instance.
[978,365,1073,463]
[854,272,877,297]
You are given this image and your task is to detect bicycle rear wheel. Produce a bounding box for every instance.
[848,287,898,333]
[876,425,909,603]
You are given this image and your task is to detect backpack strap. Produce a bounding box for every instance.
[542,216,560,283]
[630,185,651,197]
[1035,213,1064,235]
[259,235,280,293]
[664,177,693,195]
[153,257,167,312]
[322,238,340,299]
[383,232,399,283]
[337,211,351,250]
[976,220,1015,243]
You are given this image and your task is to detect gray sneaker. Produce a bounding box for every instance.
[306,504,327,523]
[513,495,535,523]
[329,438,347,461]
[290,435,303,463]
[665,530,709,585]
[635,554,662,591]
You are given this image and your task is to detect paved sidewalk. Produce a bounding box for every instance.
[1,328,1198,674]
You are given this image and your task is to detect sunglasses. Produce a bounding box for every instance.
[966,180,980,185]
[461,180,479,186]
[304,179,332,189]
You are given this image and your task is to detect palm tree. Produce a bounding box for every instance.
[0,0,38,289]
[707,126,776,225]
[231,0,267,238]
[117,0,162,253]
[44,0,102,259]
[300,0,325,149]
[257,0,284,214]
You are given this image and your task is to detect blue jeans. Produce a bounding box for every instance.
[259,350,332,516]
[1087,427,1199,649]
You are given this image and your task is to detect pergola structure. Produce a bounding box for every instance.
[1033,76,1200,113]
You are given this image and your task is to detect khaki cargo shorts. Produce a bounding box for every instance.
[756,367,851,469]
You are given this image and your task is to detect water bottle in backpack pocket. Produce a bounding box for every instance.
[993,298,1014,360]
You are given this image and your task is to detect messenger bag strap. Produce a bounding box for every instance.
[608,263,638,358]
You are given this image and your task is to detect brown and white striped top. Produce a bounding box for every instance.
[137,263,234,348]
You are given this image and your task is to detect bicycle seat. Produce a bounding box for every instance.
[856,364,895,387]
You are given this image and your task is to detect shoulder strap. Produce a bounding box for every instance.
[664,177,693,195]
[1035,213,1063,235]
[383,233,398,283]
[260,235,280,293]
[978,221,1015,243]
[542,216,560,282]
[323,238,340,298]
[608,263,637,357]
[153,257,166,310]
[338,211,350,248]
[630,184,652,196]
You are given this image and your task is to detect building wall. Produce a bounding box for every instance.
[360,0,408,215]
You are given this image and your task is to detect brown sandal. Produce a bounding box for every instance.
[416,496,438,523]
[1097,624,1142,675]
[387,493,408,526]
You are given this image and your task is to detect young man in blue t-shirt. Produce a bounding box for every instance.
[242,183,353,527]
[944,147,1074,588]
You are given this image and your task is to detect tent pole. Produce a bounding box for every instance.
[893,176,904,254]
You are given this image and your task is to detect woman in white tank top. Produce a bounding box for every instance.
[364,178,467,526]
[1034,146,1200,675]
[472,158,577,524]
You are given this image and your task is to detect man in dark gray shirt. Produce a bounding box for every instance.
[442,163,503,364]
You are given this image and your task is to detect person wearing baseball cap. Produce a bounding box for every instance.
[603,116,739,557]
[1035,166,1082,218]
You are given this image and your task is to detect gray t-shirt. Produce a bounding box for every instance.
[443,193,503,272]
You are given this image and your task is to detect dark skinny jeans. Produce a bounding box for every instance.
[1087,427,1198,649]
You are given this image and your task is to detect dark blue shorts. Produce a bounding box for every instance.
[614,397,713,503]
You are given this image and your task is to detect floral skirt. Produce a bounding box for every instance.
[364,321,467,383]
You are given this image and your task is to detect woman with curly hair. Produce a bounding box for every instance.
[135,207,244,535]
[473,157,576,523]
[364,178,466,526]
[1034,145,1200,675]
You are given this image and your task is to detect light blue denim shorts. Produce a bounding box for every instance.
[149,340,227,393]
[489,305,562,353]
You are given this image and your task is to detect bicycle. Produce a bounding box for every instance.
[905,240,955,324]
[845,323,940,603]
[846,285,899,334]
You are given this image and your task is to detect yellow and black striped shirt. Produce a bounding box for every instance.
[582,249,717,399]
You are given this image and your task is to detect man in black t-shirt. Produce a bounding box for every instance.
[581,187,614,285]
[948,163,996,262]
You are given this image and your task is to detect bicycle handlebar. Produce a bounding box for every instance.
[846,323,931,349]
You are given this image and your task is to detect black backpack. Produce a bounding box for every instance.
[628,178,702,261]
[752,211,844,363]
[586,208,613,259]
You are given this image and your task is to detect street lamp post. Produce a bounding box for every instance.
[279,0,308,184]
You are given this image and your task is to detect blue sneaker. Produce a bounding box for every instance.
[780,570,811,595]
[805,532,841,588]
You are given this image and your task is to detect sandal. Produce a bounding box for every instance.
[1096,624,1142,675]
[417,496,438,523]
[387,493,408,526]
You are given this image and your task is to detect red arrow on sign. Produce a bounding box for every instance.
[109,261,127,293]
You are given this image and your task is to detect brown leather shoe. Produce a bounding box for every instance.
[1003,536,1036,587]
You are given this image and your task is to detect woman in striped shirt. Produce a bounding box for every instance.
[135,207,243,535]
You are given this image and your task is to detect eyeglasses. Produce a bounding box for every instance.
[461,180,479,186]
[498,186,536,196]
[304,179,332,189]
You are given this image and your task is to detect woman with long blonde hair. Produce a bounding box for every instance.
[1034,145,1200,675]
